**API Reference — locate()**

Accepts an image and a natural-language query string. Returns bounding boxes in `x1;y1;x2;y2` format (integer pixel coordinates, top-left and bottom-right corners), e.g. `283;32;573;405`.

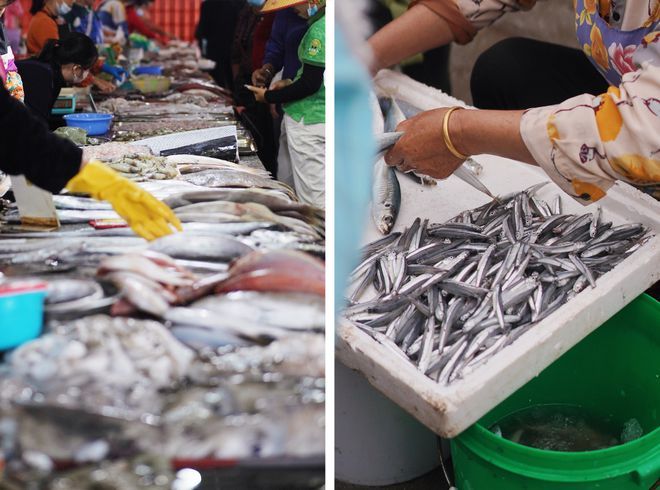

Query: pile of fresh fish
0;315;324;465
0;40;325;477
188;333;325;380
99;249;325;344
99;98;231;117
166;250;325;344
104;154;179;180
160;380;325;460
4;315;194;418
44;278;113;316
112;119;231;142
346;186;649;384
215;249;325;297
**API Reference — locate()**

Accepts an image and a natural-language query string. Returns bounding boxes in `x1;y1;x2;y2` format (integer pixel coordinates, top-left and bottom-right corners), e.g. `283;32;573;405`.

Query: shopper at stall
27;0;74;55
17;32;98;123
126;0;173;45
65;0;105;45
0;80;181;240
63;0;128;83
371;0;660;202
251;6;308;88
231;3;278;175
247;0;326;208
28;0;116;93
0;1;25;102
3;0;22;55
250;5;308;183
98;0;130;44
195;0;243;90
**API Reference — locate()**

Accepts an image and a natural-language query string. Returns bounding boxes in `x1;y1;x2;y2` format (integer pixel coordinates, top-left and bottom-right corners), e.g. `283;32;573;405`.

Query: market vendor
64;0;129;82
28;0;117;92
65;0;105;45
0;80;181;240
126;0;174;45
98;0;130;44
18;32;98;124
371;0;660;202
247;0;326;209
0;1;25;102
251;5;308;88
27;0;74;55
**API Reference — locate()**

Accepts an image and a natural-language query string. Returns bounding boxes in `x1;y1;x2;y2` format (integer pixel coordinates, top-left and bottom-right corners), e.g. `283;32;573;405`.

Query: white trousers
276;114;325;209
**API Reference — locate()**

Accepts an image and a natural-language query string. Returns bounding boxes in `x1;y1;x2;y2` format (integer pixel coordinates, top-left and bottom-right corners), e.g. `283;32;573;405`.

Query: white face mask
71;67;89;84
58;1;72;15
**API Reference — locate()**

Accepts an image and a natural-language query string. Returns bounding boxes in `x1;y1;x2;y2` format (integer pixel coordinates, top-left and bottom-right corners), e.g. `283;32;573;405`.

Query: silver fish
454;164;497;200
372;157;401;235
148;233;254;262
346;190;648;386
178;169;296;199
384;96;407;133
375;132;404;154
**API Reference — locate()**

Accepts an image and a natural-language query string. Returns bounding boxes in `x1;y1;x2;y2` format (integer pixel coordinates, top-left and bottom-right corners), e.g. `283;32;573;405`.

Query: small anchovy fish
346;190;648;386
372;157;401;235
375;99;496;201
454;164;497;201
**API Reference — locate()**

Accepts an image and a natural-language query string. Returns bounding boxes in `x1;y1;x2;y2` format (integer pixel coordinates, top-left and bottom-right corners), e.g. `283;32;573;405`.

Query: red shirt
252;13;275;70
126;6;168;44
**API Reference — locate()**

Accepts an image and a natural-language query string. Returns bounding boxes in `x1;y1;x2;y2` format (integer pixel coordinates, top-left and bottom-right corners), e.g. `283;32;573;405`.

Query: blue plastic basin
63;113;113;136
0;280;47;350
133;65;163;76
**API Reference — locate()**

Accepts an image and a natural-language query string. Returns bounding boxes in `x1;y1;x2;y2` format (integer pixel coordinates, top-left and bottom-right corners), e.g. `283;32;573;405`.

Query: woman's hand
385;108;536;178
385;108;464;179
252;64;274;87
93;76;116;94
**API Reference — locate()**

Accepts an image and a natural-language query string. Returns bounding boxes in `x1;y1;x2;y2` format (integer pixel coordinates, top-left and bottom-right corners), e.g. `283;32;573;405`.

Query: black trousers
470;37;609;110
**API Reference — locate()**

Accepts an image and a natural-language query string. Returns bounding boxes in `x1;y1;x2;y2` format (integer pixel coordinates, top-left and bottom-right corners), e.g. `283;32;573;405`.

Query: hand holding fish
385;107;537;178
384;107;464;179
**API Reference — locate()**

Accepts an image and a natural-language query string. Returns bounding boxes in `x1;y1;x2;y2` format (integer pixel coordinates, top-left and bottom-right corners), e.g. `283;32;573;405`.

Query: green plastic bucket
452;294;660;490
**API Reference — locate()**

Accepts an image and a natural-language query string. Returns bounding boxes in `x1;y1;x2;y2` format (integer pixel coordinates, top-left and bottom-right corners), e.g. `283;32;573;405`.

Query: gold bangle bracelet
442;107;469;160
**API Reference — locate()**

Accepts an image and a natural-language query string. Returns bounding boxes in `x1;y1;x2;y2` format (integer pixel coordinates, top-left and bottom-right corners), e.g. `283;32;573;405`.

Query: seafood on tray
346;185;650;385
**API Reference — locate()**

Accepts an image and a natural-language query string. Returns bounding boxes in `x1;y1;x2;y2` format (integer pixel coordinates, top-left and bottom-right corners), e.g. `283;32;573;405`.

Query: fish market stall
337;70;660;440
0;41;325;488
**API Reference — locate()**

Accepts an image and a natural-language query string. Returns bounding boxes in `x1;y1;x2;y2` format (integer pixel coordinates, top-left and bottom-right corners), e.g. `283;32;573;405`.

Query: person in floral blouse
370;0;659;203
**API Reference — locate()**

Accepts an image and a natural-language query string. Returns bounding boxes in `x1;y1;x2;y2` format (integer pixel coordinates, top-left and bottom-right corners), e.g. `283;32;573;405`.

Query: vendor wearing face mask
17;32;97;124
0;78;182;241
27;0;75;56
27;0;116;93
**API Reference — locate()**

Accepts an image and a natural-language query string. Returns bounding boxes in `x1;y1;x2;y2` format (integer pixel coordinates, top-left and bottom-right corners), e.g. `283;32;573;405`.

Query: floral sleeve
410;0;536;44
520;53;660;203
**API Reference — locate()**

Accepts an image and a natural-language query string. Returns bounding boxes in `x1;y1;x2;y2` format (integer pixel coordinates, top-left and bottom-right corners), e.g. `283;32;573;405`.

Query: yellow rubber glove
66;160;182;241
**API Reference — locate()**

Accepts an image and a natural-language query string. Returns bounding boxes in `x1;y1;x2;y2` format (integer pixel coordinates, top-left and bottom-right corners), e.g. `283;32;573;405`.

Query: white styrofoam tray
336;70;660;438
131;126;238;156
